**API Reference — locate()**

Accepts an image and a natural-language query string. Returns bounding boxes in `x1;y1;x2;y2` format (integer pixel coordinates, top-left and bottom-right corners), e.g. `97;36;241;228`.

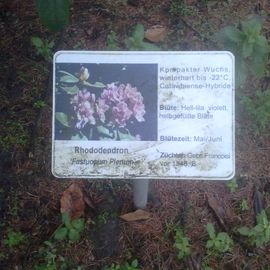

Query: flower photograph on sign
55;64;157;141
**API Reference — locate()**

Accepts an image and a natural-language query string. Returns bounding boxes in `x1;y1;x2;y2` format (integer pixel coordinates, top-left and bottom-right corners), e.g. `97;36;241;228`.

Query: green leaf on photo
117;130;136;140
97;125;113;138
61;85;80;95
99;137;114;141
58;70;78;78
60;75;79;83
71;133;88;140
36;0;70;32
90;81;106;88
82;81;106;88
56;112;70;127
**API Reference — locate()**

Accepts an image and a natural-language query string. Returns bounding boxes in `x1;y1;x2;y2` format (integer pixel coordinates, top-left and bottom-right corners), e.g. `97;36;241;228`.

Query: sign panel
52;51;235;180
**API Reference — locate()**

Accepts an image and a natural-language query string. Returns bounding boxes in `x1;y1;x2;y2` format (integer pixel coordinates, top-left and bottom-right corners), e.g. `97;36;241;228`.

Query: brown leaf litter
144;25;167;42
60;183;86;219
120;209;151;222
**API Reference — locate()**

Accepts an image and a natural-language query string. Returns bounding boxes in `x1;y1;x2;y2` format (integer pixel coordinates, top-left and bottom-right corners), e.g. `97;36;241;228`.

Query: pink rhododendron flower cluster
71;89;96;129
71;83;145;129
99;83;145;127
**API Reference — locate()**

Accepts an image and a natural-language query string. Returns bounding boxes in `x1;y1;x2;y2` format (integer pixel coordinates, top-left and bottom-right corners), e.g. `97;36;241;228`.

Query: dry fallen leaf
120;209;151;222
144;25;167;43
207;194;237;231
60;183;85;219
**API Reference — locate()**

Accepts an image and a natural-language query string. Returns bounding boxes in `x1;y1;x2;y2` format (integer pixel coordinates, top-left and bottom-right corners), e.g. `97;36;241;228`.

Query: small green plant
125;24;160;51
174;228;191;260
240;89;270;134
105;259;139;270
35;241;58;270
36;0;70;31
164;220;178;236
240;199;249;211
216;17;269;86
31;36;54;61
96;211;110;227
34;100;47;109
4;230;26;248
35;241;84;270
170;0;194;17
227;178;238;193
238;210;270;247
206;223;233;255
107;31;119;50
54;213;85;242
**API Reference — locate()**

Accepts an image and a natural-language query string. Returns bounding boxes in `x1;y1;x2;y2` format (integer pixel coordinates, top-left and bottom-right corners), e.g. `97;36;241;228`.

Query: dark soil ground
1;0;270;269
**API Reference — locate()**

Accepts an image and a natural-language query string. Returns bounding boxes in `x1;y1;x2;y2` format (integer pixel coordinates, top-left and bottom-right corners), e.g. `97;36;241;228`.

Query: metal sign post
52;51;235;208
133;179;149;209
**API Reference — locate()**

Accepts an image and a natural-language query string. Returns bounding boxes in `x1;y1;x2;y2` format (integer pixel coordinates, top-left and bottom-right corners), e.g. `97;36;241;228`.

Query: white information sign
52;51;235;180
